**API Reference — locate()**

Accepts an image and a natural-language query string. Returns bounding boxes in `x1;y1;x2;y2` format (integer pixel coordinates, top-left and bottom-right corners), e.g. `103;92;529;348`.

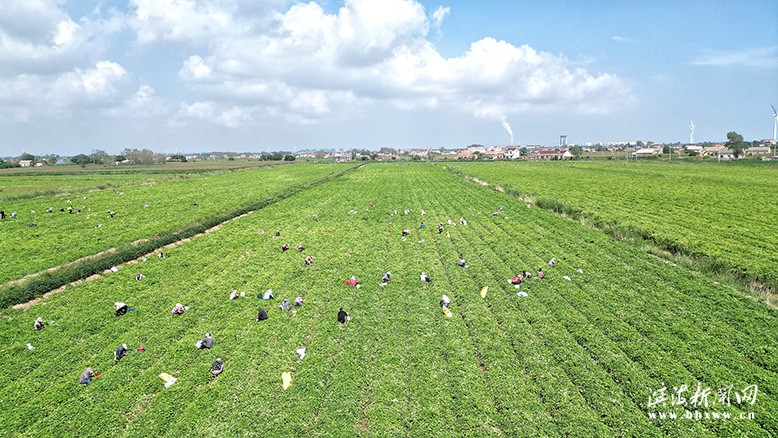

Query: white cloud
0;60;129;122
51;61;127;102
611;35;632;43
173;101;255;128
169;0;631;129
112;84;172;118
431;6;449;31
692;47;778;68
128;0;284;45
180;55;213;81
0;0;125;77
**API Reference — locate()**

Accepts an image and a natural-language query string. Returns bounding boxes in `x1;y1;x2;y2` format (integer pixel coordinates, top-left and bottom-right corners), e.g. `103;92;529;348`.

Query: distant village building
701;146;735;160
632;148;661;157
438;149;459;157
402;148;429;157
456;150;474;160
746;146;771;156
534;149;568;161
18;160;33;167
325;151;351;160
504;146;521;159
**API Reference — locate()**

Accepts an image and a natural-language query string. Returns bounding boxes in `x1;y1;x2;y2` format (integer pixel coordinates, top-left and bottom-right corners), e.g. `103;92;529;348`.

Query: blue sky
1;0;776;156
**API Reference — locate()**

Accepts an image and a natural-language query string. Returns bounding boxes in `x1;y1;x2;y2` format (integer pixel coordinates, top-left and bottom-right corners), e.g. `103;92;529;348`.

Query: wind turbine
689;121;696;144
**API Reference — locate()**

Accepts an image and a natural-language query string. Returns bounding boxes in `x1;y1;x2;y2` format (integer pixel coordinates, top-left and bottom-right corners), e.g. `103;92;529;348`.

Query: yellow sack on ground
281;372;292;390
480;286;488;298
159;373;177;388
442;307;452;318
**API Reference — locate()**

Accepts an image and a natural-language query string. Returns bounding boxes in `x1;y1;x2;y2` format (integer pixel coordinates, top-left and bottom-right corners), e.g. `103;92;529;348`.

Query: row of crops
0;164;353;283
447;160;778;291
1;163;775;436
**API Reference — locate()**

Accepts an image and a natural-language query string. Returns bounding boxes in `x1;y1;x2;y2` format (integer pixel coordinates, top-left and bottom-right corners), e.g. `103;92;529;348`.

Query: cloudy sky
1;0;776;155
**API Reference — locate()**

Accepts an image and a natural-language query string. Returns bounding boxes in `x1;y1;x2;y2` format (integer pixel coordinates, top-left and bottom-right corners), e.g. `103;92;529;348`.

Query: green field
0;161;287;201
1;163;775;436
0;164;350;284
448;161;778;292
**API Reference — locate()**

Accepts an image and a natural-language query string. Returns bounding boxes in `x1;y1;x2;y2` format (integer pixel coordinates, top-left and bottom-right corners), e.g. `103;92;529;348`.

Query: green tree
569;145;584;157
71;154;92;167
91;150;110;165
0;160;20;168
115;155;127;162
19;152;35;161
725;131;748;158
283;154;296;161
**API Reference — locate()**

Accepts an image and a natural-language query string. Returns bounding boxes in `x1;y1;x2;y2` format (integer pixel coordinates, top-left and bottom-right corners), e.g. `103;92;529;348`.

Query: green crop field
0;161;288;201
1;163;775;436
0;173;170;201
0;164;351;284
448;161;778;292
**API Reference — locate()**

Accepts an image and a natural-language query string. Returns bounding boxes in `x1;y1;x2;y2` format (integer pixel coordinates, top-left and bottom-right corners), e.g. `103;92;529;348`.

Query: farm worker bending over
281;243;290;252
297;245;305;252
197;333;213;349
115;344;128;361
293;297;304;307
79;368;94;384
34;317;45;331
337;308;350;324
547;257;556;267
230;290;238;300
402;229;410;237
420;272;431;283
438;223;444;234
171;303;185;315
523;271;533;279
280;299;291;311
263;289;274;300
115;302;128;316
458;259;468;268
0;210;5;219
381;272;391;284
211;359;224;377
256;308;269;321
420;222;425;229
440;294;451;308
305;255;313;266
537;268;545;279
509;275;522;285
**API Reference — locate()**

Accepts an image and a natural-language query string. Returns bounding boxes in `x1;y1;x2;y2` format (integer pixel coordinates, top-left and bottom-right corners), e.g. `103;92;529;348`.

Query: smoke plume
501;115;514;145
